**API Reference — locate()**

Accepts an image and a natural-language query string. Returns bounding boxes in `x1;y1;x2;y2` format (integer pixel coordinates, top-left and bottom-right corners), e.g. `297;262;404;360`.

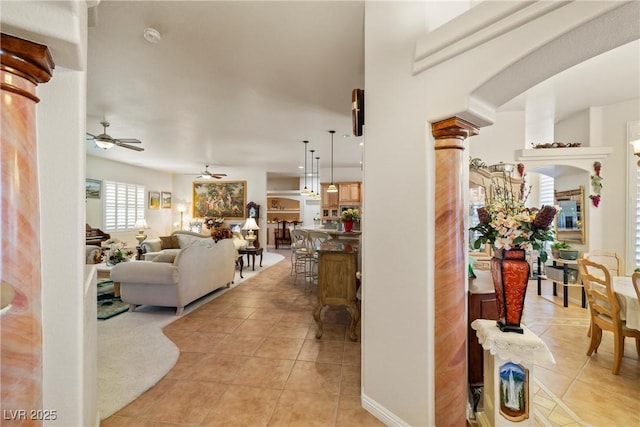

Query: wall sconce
630;139;640;166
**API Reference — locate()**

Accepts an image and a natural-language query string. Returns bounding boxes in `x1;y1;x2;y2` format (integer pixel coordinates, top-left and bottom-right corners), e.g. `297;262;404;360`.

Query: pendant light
326;130;338;193
308;149;316;197
301;140;310;195
314;155;322;200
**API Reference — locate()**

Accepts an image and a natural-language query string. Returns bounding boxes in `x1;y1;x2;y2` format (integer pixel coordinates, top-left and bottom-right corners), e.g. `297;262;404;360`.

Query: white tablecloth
613;276;640;331
471;319;555;364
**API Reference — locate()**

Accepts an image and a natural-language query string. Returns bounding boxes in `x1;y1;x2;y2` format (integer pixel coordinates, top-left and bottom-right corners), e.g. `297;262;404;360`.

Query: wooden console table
313;242;360;341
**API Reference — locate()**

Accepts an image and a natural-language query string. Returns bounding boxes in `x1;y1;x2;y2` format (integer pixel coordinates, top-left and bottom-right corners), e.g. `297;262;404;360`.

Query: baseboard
361;391;410;426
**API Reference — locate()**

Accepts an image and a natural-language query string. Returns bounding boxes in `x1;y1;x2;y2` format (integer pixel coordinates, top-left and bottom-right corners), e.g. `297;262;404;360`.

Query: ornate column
431;117;478;426
1;33;54;422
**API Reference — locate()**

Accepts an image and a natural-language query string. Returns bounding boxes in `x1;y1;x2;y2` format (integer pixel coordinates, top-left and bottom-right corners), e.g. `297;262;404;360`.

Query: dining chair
580;251;624;336
306;231;332;286
581;251;624;276
577;258;640;374
290;229;313;284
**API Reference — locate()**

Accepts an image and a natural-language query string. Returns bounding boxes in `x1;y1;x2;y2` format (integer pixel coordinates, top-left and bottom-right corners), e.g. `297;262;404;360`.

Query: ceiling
86;1;639;179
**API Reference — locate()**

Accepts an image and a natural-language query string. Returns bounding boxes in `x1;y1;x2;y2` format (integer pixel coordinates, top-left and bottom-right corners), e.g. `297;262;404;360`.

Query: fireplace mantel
515;146;613;172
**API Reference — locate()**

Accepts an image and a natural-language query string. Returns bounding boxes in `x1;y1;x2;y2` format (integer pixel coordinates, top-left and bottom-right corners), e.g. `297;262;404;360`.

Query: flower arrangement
341;208;360;221
102;238;134;265
204;217;225;229
469;174;558;262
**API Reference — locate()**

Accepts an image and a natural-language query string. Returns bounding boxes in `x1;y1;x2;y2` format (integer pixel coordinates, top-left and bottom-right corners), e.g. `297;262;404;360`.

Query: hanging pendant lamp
326;130;338;193
308;149;316;197
301;140;310;195
314;156;322;200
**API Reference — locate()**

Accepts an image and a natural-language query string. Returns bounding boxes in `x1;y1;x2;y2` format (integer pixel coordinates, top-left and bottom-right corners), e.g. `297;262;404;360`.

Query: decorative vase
491;248;530;334
343;220;354;232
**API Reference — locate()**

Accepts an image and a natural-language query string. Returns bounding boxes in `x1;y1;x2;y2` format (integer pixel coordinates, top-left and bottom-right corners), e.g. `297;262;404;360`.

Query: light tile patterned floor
101;251;639;426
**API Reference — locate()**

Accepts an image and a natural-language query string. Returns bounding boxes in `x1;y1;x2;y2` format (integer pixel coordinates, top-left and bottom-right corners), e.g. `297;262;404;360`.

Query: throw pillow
152;253;177;263
160;235;179;249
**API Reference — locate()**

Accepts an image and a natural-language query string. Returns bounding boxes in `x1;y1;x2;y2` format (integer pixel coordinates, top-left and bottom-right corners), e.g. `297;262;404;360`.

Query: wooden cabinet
338;182;361;204
321;183;340;221
314;244;360;341
468;291;499;386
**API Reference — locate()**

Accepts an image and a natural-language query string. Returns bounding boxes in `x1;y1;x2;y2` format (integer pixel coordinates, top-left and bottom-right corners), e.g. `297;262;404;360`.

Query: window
634;165;640;269
103;180;145;231
538;174;555;208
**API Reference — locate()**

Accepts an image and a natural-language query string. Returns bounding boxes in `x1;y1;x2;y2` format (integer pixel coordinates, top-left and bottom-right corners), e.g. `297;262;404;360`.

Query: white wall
363;3;433;425
86;156;174;246
172;167;268;247
469;111;526;164
2;1;97;425
555;109;590;146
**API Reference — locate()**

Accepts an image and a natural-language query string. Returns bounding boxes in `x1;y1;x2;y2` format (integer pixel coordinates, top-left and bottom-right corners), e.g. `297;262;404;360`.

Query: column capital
1;33;54;102
431;116;479;144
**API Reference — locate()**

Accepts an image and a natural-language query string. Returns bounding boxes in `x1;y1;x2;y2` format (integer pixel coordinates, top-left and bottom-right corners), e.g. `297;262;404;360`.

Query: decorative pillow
160;235;179;249
152;253;177;263
176;233;213;249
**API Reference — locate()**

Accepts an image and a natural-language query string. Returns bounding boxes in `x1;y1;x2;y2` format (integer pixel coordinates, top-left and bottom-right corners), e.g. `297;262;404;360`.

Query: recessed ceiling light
359;142;364;146
298;165;303;169
343;134;350;138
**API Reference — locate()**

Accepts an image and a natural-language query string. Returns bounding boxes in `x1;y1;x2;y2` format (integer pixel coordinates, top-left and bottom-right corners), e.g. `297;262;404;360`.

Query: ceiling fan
86;120;144;151
194;164;227;180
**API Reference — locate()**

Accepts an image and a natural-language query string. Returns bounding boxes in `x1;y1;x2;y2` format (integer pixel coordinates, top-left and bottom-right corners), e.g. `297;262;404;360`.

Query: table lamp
631;138;640;166
134;219;150;244
242;217;260;249
177;203;186;230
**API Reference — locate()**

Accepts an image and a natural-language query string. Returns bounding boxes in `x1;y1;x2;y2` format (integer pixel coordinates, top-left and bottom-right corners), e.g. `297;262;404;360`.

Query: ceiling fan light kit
86;120;144;152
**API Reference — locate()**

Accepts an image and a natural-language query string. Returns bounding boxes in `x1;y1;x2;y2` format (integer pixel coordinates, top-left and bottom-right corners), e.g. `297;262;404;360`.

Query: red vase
491;248;530;333
343;220;354;232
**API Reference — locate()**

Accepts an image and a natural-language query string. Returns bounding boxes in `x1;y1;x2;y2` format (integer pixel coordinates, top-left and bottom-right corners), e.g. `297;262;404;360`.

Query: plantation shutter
104;180;145;231
635;166;640;268
539;175;554;208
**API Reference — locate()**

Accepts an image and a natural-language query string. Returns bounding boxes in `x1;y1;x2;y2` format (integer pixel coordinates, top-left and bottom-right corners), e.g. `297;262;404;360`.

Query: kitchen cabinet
321;183;340;221
338;182;361;204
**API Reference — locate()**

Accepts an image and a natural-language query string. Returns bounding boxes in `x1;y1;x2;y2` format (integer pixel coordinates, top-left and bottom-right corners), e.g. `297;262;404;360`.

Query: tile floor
102;251;639;426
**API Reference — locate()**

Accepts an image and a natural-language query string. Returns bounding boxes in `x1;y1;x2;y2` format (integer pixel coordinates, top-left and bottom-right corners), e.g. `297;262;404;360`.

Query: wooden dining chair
581;251;624;276
577;258;640;374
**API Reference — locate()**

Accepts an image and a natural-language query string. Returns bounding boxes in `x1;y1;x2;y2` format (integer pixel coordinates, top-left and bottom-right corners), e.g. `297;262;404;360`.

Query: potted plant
550;241;569;259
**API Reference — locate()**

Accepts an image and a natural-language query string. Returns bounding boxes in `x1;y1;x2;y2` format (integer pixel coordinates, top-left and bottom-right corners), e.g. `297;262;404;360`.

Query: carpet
97;251;285;420
97;280;128;320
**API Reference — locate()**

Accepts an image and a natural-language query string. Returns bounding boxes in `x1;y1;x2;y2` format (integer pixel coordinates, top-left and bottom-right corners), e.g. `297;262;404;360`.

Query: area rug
97;280;128;320
97;251;285;420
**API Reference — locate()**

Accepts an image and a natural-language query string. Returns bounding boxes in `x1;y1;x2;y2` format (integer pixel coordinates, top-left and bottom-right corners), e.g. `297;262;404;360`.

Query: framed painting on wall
149;191;160;209
86;179;101;199
161;191;172;209
193;180;246;219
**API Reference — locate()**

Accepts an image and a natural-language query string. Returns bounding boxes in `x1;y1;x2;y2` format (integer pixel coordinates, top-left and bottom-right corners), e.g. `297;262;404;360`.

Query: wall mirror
554;186;585;244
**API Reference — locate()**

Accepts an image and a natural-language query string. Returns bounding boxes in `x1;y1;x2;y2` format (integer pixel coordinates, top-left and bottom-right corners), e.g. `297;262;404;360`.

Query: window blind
635;166;640;268
539;174;555;208
104;180;145;231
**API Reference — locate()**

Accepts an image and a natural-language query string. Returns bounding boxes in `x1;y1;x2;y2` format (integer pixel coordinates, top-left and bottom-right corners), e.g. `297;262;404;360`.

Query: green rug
97;280;128;320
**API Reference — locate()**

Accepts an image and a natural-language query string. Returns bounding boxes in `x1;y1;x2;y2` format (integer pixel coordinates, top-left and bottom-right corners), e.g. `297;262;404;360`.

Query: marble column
0;33;54;423
431;117;479;426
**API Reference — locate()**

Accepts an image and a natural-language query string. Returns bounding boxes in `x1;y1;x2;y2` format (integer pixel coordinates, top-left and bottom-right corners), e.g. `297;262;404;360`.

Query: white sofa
140;230;214;260
111;239;237;315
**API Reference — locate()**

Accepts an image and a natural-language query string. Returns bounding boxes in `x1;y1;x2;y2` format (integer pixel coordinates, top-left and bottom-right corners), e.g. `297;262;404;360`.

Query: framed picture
193;180;246;219
85;179;101;199
149;191;160;209
161;191;172;209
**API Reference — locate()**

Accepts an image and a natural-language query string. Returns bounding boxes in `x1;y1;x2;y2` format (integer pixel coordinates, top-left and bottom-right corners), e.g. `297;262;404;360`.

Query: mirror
554;186;585;244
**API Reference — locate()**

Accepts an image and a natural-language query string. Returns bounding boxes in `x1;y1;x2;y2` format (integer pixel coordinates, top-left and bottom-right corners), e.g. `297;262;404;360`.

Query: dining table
612;276;640;331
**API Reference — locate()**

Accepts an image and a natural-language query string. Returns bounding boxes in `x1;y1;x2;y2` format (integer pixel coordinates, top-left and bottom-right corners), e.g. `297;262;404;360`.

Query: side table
471;319;555;426
96;262;120;297
238;247;263;271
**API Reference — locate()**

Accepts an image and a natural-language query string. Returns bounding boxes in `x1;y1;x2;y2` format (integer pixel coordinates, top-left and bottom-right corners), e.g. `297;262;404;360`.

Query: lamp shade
630;138;640;155
135;219;149;230
242;217;260;231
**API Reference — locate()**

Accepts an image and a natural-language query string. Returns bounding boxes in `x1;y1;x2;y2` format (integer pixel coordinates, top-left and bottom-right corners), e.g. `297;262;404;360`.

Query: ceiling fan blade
115;138;142;144
86;133;96;140
210;174;227;178
115;142;144;151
